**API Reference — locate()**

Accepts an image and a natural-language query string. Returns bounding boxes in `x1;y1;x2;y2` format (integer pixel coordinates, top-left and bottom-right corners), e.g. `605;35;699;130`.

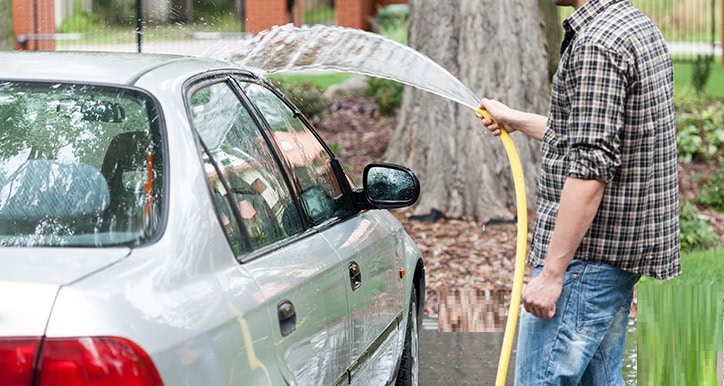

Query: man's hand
522;269;563;319
477;98;547;141
478;98;518;136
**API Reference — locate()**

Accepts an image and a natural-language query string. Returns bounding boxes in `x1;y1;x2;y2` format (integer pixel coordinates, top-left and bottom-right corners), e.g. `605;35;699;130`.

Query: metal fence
11;0;723;60
633;0;721;60
556;0;722;60
16;0;335;55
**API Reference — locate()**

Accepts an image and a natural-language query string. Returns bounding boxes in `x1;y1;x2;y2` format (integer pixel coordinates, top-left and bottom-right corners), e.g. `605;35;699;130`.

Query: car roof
0;51;252;85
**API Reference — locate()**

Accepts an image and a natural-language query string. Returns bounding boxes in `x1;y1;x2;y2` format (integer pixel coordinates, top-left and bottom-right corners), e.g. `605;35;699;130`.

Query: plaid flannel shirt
530;0;680;279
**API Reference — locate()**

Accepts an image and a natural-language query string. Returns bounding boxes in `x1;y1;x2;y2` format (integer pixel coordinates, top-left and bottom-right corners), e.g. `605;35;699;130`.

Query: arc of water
224;24;480;111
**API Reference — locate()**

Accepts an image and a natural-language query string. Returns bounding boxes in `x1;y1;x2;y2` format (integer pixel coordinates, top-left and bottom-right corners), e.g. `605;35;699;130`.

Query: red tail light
35;337;163;386
0;338;42;386
0;336;162;386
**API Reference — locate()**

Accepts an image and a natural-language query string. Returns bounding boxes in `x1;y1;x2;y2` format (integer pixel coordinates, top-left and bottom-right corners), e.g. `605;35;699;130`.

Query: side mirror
361;163;419;209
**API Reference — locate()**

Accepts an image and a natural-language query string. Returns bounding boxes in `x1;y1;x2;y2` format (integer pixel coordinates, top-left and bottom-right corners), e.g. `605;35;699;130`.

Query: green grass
268;73;353;89
674;57;724;99
639;247;724;288
677;247;724;288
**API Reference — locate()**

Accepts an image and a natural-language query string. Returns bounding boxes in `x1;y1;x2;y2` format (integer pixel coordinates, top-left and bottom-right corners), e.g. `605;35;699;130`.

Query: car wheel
396;286;419;386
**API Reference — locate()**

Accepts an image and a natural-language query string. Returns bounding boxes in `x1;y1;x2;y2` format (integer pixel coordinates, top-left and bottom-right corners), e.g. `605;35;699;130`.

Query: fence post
721;0;723;64
136;0;142;53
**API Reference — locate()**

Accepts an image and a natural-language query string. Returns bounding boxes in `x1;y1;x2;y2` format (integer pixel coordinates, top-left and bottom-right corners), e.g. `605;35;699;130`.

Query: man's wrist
541;259;568;282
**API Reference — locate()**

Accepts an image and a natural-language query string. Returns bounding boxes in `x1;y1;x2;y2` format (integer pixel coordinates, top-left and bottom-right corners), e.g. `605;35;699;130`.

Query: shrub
679;201;719;252
273;80;329;119
697;170;724;212
57;9;98;33
674;92;724;163
675;124;703;163
691;55;712;94
372;4;409;45
365;77;403;116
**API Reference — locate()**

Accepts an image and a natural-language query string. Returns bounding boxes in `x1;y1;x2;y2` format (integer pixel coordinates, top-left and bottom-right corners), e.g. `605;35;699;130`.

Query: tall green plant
692;55;712;94
637;283;723;385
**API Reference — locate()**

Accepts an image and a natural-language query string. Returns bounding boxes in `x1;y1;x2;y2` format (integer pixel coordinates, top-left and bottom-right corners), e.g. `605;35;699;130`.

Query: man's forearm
478;98;547;141
542;177;606;279
510;112;547;141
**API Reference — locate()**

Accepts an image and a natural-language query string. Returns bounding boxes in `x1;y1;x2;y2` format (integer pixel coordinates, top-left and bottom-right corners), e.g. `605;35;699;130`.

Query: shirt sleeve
565;40;629;183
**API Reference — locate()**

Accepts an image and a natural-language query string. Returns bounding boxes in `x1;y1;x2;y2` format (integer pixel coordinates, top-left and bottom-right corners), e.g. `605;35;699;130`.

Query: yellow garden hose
477;109;528;386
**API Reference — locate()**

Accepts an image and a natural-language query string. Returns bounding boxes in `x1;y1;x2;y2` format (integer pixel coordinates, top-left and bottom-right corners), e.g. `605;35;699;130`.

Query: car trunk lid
0;248;130;336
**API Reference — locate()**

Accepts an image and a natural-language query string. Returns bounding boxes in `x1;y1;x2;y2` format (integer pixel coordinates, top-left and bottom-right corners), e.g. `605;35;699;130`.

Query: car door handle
349;261;362;291
277;300;296;337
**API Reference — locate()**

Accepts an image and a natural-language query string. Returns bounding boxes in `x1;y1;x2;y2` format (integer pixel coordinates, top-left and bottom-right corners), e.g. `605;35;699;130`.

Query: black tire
396;286;419;386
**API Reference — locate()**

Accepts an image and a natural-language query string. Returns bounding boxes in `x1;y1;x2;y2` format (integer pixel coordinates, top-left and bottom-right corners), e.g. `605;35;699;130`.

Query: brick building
12;0;55;50
10;0;407;50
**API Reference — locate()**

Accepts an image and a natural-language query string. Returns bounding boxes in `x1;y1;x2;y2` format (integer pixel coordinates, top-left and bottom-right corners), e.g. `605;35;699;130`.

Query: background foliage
675;92;724;163
0;0;13;50
364;77;403;117
272;79;329;119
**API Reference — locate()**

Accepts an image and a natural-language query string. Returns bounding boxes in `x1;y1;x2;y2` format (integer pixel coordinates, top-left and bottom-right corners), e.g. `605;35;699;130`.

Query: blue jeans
514;259;640;386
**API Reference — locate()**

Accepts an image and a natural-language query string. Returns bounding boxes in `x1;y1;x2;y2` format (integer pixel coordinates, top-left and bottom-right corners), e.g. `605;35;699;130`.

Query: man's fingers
478;117;502;136
546;306;556;320
523;298;555;319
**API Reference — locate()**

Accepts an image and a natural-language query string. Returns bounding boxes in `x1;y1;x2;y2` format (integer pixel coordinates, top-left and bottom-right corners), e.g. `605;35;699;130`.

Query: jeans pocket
575;264;638;338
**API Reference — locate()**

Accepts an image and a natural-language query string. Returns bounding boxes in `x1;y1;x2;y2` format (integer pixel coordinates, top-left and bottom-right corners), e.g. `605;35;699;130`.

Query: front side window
241;82;352;225
190;81;303;253
0;81;163;247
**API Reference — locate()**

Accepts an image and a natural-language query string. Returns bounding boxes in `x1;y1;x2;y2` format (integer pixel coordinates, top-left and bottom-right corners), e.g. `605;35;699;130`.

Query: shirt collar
563;0;624;35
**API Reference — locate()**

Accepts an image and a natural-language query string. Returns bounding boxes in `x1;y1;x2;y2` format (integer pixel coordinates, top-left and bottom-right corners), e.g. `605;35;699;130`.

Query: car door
187;75;352;386
238;80;404;384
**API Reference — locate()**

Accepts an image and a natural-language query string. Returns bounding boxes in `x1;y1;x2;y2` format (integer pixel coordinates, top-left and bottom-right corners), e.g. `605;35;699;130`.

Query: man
479;0;679;384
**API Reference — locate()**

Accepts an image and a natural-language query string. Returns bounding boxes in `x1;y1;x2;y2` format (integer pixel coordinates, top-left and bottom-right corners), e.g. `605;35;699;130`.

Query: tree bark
385;0;551;222
539;0;562;81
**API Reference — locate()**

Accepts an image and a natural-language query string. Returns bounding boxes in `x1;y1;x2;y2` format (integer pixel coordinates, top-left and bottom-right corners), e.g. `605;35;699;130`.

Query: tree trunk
539;0;562;81
385;0;551;222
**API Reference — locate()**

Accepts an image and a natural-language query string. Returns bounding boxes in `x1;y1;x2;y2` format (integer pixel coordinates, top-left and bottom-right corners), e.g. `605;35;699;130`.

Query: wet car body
0;52;425;386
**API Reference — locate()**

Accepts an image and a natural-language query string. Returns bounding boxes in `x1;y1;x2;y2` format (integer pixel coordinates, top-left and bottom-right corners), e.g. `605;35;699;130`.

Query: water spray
224;24;529;386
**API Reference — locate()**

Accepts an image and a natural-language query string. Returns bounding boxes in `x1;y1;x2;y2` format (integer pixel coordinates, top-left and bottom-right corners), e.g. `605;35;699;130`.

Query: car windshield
0;81;164;247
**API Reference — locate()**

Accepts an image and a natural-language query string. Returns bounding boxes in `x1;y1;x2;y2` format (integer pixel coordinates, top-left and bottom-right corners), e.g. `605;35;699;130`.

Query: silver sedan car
0;52;425;386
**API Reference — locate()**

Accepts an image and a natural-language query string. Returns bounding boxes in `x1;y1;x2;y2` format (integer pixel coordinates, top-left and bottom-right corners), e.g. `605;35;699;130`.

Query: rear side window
240;82;353;225
0;81;164;247
190;81;304;254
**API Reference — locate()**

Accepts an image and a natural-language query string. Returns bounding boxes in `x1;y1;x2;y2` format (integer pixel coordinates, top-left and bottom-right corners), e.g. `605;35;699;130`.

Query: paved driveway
420;318;515;385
